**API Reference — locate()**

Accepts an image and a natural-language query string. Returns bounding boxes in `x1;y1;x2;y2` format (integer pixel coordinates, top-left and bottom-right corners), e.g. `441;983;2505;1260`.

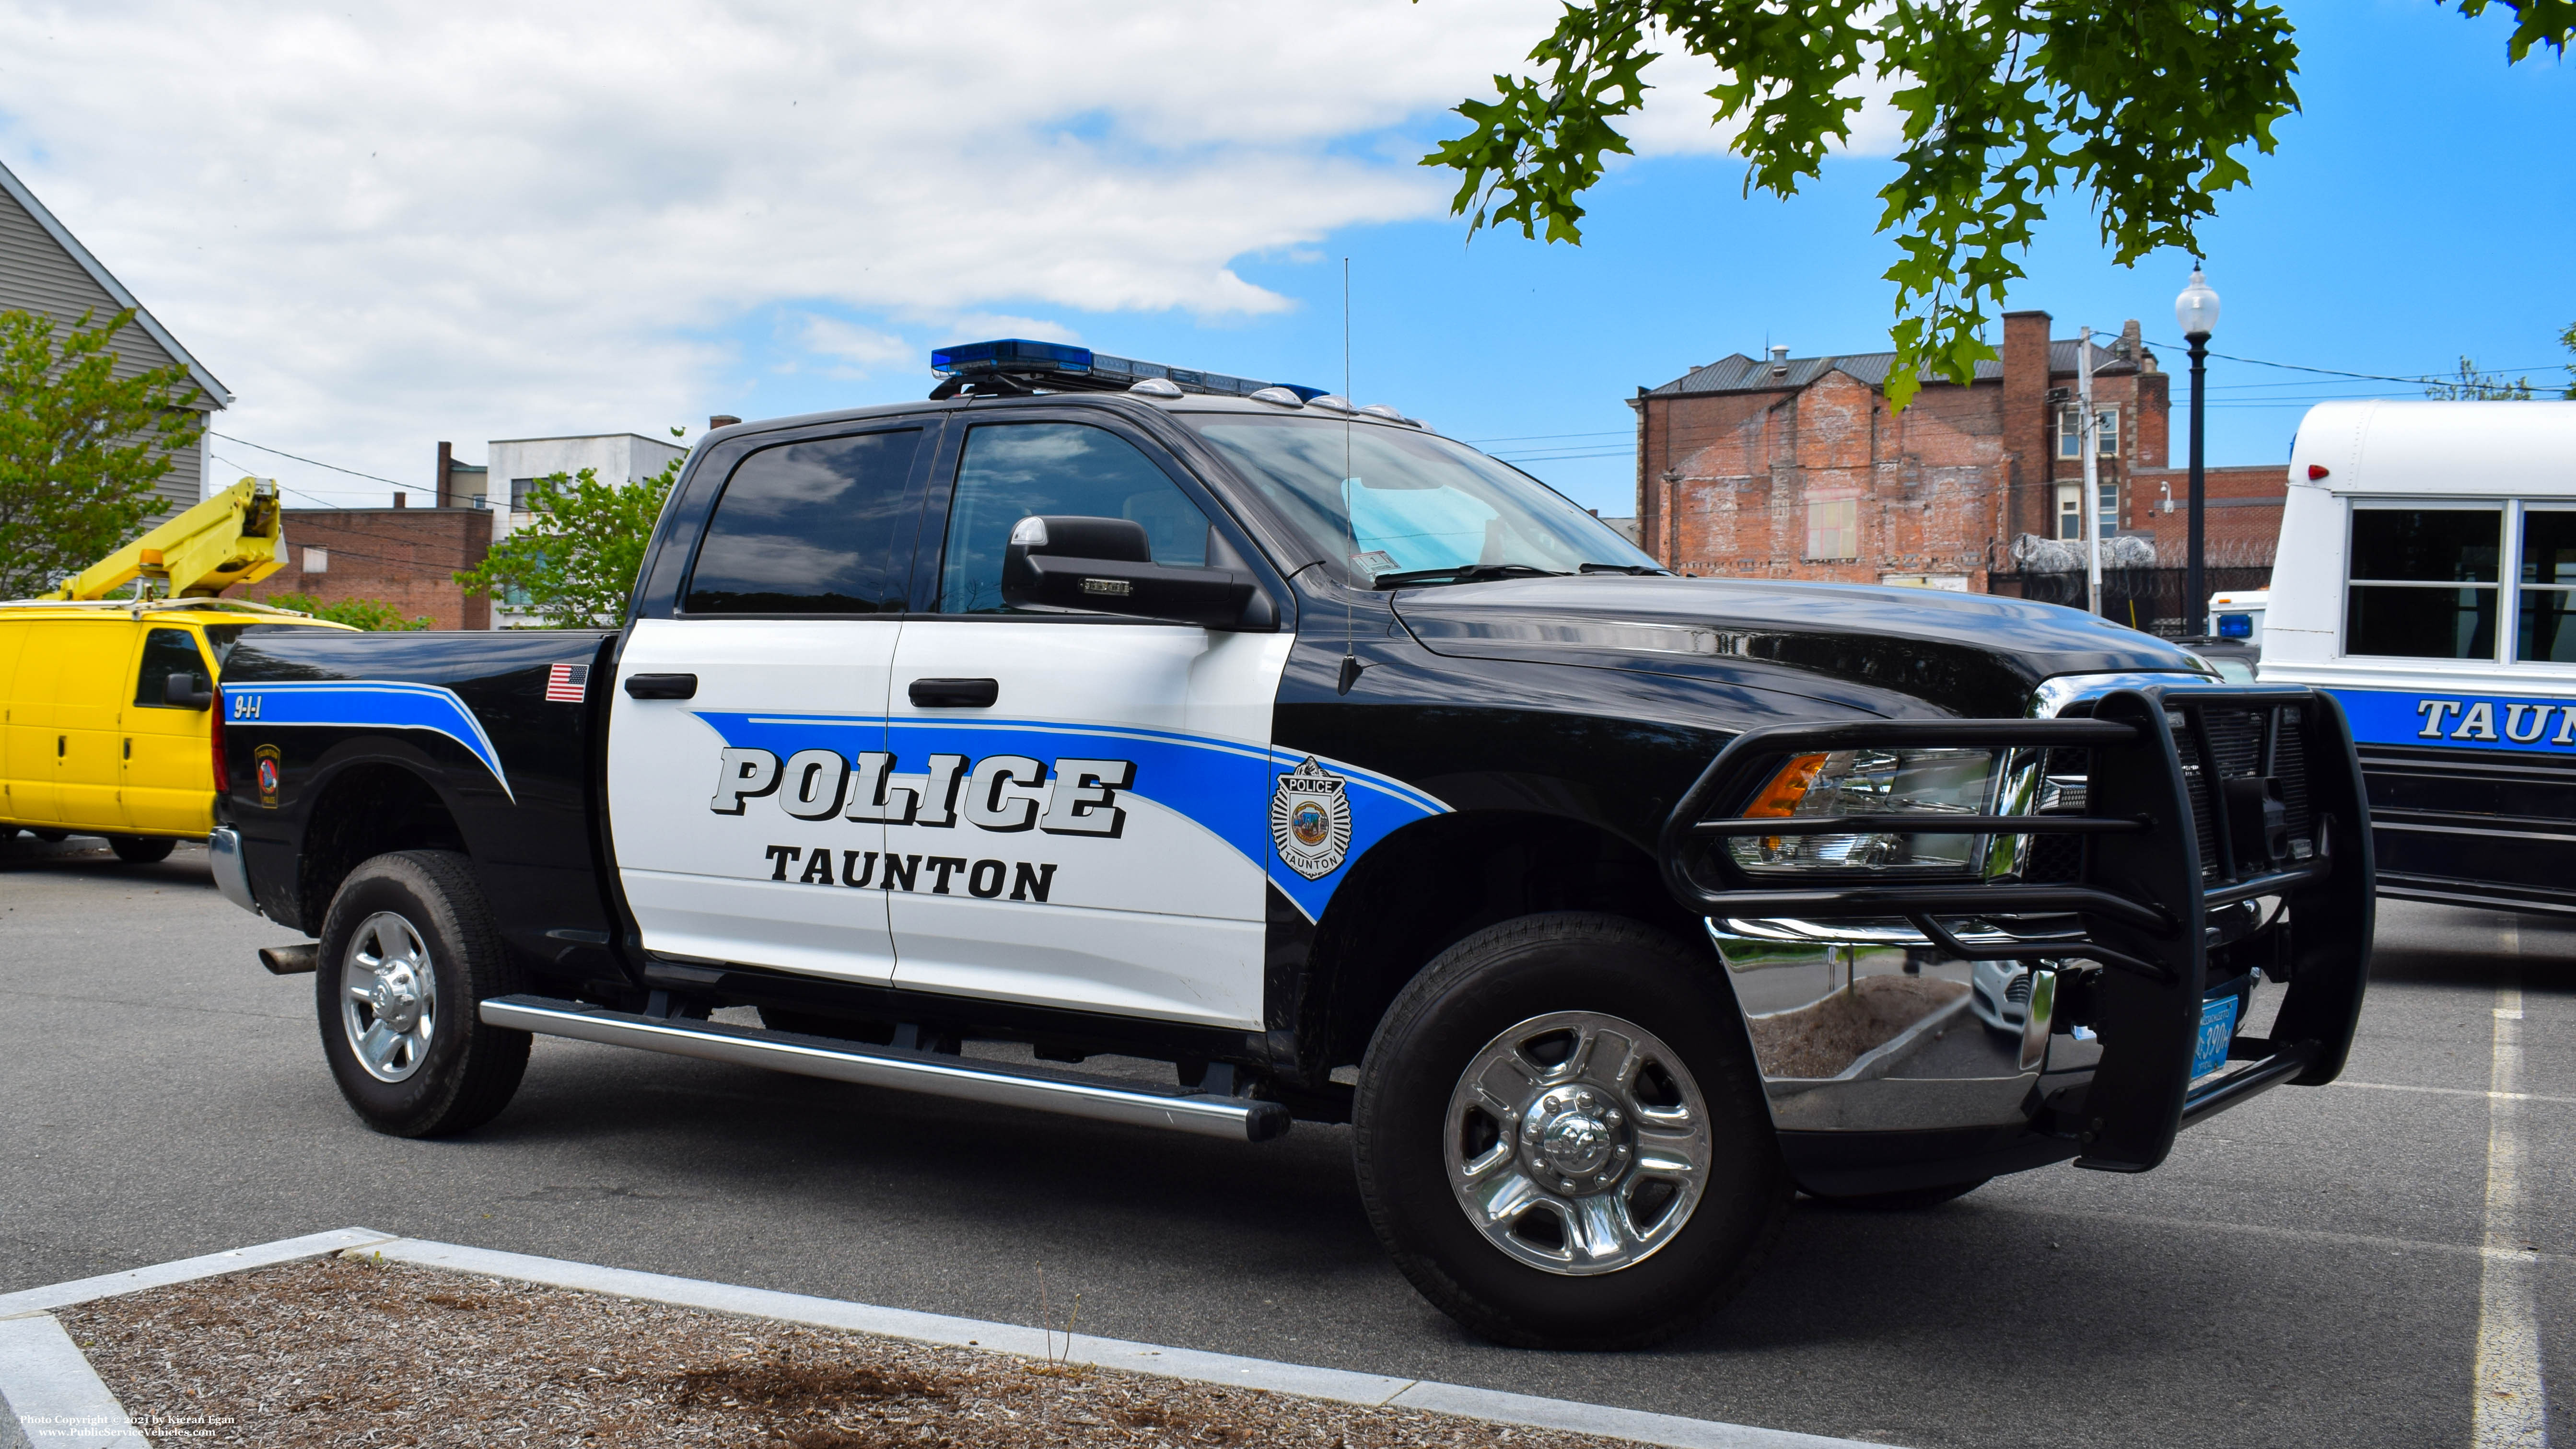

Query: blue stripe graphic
688;711;1447;917
2330;686;2576;754
220;681;513;801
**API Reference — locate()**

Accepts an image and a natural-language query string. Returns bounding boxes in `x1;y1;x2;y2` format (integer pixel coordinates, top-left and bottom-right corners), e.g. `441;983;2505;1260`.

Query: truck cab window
685;429;923;614
2344;507;2501;660
938;422;1207;615
132;627;208;707
2518;509;2576;662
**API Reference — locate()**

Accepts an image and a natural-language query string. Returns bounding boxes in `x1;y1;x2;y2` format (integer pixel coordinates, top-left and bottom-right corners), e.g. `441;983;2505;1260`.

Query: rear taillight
210;694;229;794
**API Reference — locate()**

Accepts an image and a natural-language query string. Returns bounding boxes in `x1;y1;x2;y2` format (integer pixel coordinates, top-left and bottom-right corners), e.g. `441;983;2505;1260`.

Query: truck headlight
1730;747;2007;875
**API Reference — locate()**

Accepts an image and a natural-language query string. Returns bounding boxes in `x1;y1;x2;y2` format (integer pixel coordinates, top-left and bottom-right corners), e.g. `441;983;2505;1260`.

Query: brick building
2130;463;2287;568
1630;311;2174;589
237;507;491;630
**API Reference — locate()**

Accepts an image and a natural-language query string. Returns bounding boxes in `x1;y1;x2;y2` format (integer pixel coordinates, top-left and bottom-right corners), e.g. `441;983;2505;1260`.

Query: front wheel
315;850;529;1137
108;835;176;864
1353;913;1789;1350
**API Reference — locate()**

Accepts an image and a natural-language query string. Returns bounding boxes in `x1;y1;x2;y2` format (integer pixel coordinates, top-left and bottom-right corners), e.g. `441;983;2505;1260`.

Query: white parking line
2336;1081;2576;1108
2473;918;2549;1449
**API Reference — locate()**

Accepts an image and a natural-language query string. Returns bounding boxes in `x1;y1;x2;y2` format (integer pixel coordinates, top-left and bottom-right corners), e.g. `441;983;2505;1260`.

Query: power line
2140;338;2574;388
211;454;361;510
1466;429;1634;444
212;432;413;489
1497;449;1637;464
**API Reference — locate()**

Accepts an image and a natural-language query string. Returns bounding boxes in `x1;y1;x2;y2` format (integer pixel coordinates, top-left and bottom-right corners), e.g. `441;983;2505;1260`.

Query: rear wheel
1353;912;1788;1350
107;835;176;864
316;850;529;1137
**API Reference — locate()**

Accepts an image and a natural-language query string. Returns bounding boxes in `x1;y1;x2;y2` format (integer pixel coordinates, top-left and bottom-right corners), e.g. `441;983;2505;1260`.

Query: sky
0;0;2567;518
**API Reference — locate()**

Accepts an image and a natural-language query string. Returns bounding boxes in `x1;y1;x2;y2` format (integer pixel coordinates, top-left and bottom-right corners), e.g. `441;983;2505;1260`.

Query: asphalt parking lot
2;833;2566;1449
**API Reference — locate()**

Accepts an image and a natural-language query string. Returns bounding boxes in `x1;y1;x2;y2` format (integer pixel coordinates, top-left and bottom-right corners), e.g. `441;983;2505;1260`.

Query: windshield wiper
1577;563;1670;576
1369;563;1569;590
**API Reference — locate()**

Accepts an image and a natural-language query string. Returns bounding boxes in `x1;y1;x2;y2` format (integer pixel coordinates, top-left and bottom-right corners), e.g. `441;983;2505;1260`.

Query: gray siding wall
0;184;218;517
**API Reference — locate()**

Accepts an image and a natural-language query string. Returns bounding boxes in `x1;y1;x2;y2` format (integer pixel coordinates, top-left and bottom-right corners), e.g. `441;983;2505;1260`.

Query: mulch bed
56;1255;1644;1448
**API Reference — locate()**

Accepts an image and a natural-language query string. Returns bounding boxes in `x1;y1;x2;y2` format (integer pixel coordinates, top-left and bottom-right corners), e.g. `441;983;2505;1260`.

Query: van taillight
210;697;228;793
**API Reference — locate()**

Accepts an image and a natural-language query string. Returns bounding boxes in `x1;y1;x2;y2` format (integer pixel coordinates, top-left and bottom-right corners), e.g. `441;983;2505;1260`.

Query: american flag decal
545;662;590;703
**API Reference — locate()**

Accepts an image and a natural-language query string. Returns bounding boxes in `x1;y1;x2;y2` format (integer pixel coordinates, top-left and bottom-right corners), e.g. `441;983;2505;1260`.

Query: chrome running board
478;995;1290;1143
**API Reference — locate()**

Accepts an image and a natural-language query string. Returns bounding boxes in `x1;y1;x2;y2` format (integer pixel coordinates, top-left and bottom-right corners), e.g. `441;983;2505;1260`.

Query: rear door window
685;429;925;614
2345;507;2501;660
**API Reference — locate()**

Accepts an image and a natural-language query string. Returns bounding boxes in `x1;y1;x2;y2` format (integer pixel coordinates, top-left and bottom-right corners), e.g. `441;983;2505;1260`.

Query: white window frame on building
2058;406;2121;461
1805;498;1859;560
2055;484;2084;540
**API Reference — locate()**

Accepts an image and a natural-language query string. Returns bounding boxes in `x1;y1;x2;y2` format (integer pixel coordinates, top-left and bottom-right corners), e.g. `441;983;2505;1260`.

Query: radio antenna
1336;257;1364;696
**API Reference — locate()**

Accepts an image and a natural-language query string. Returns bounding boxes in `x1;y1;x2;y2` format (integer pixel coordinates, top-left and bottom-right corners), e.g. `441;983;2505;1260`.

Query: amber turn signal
1744;753;1828;819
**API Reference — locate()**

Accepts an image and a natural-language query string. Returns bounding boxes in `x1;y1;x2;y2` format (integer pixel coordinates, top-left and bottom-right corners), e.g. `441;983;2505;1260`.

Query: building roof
0;153;232;408
487;432;689;448
1648;336;2149;398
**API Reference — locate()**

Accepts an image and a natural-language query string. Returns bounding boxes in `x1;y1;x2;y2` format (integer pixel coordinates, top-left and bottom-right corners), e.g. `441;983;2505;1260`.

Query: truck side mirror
1001;516;1273;631
163;672;214;710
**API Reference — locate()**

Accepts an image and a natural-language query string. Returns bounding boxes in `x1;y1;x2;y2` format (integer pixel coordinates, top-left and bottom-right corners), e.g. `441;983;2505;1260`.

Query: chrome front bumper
207;827;262;917
1709;916;2106;1136
1659;684;2373;1179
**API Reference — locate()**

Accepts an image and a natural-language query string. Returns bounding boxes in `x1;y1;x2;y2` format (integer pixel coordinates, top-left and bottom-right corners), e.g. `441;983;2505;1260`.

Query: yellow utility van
0;601;351;861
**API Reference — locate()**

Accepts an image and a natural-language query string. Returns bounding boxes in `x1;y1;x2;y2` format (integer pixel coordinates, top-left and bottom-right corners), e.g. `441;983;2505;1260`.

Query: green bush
267;591;433;631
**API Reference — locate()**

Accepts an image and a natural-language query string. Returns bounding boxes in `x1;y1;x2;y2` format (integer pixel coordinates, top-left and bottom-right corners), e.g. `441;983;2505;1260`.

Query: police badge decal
1270;756;1353;880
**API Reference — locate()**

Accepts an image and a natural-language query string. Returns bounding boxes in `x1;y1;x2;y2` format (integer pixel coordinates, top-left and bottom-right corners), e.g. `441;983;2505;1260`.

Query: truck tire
315;850;529;1138
1352;912;1788;1350
107;835;176;864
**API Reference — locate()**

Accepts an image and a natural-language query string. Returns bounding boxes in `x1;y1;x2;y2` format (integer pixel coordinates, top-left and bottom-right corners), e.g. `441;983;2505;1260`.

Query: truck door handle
909;678;998;708
623;673;698;700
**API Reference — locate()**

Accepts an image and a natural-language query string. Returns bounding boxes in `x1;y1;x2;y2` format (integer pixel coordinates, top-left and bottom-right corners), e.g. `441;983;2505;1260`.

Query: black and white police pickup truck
209;340;2375;1349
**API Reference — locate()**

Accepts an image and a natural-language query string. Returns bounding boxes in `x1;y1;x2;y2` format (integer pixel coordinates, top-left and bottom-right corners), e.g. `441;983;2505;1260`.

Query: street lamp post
2174;267;2221;633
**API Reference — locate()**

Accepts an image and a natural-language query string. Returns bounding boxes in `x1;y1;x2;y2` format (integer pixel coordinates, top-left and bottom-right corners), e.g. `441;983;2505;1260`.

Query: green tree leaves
0;308;203;599
1428;2;2569;409
454;441;683;628
266;591;433;630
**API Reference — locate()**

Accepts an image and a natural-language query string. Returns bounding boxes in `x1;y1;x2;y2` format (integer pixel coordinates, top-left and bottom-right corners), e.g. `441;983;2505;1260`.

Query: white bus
2261;399;2576;916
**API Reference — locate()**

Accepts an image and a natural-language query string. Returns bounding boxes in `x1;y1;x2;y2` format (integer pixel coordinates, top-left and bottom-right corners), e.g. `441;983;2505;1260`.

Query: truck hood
1391;575;2211;719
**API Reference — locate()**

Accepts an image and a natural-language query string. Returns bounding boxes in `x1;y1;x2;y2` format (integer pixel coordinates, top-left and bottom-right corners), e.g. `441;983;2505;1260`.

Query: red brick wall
1649;371;2015;584
1636;311;2177;584
236;508;491;630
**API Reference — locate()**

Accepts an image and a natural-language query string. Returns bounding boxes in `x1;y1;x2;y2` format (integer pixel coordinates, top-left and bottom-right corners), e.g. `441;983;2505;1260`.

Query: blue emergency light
930;338;1324;402
2216;614;2253;639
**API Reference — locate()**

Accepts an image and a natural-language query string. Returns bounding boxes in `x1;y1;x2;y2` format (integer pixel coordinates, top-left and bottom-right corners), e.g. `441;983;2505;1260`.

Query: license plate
2192;994;2241;1078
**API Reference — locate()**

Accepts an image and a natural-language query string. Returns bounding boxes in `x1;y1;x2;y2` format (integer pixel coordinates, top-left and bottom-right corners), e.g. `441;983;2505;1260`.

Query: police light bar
930;338;1324;402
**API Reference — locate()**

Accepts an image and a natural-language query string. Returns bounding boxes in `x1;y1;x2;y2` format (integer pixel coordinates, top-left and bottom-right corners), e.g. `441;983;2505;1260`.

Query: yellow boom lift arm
44;477;286;601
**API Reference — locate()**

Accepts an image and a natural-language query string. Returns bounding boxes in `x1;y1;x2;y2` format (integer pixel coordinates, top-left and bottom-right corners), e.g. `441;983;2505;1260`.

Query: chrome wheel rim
1445;1011;1712;1276
340;911;437;1084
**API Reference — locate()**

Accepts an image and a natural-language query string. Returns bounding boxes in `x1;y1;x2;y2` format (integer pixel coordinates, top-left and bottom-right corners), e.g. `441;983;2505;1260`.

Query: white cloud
1622;43;1905;162
797;316;913;374
0;0;1885;500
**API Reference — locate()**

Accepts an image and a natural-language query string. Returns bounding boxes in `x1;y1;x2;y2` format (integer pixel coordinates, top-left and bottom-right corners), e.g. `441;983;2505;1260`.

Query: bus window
2345;508;2500;660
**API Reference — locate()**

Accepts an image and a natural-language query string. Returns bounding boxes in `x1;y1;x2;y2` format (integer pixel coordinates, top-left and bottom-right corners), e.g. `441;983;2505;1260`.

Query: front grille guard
1655;685;2373;1174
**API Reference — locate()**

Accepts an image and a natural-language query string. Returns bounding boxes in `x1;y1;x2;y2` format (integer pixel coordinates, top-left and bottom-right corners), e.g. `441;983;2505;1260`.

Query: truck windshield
1184;415;1661;586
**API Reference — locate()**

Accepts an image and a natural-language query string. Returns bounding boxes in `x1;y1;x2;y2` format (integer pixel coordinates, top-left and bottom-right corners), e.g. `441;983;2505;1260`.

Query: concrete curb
0;1315;144;1449
361;1237;1885;1449
2;1229;1893;1449
0;1229;396;1320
